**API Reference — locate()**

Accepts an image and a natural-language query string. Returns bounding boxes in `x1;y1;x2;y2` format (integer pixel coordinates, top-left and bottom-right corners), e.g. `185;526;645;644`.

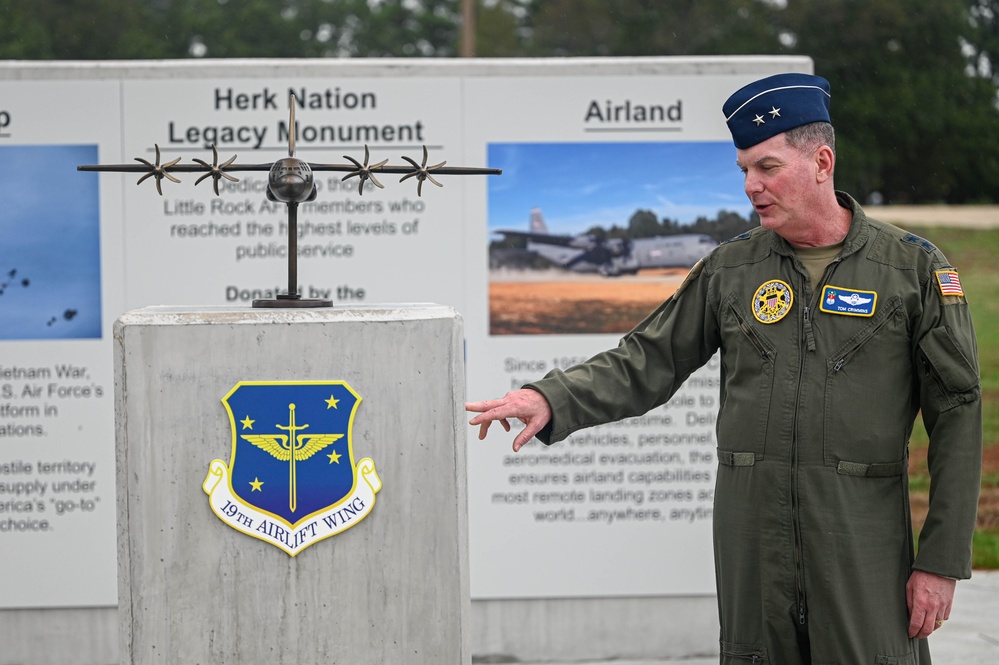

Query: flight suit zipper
791;306;808;627
731;304;772;360
788;257;840;630
788;252;839;628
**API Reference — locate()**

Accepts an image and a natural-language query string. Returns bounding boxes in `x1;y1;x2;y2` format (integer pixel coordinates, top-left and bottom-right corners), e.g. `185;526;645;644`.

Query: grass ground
905;226;999;569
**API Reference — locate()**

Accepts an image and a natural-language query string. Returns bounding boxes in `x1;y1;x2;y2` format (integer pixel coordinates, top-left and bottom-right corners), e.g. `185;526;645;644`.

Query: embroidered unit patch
819;285;877;317
752;279;793;324
935;270;964;297
204;380;380;556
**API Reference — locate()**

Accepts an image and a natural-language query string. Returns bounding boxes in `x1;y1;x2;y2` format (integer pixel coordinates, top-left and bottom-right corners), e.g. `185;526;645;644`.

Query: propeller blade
288;95;296;157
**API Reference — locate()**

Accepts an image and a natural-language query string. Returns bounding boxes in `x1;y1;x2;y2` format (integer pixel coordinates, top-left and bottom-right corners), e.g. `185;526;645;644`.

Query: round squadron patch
752;279;793;324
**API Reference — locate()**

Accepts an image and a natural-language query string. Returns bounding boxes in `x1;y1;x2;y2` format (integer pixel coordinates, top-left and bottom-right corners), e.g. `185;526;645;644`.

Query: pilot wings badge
203;380;380;556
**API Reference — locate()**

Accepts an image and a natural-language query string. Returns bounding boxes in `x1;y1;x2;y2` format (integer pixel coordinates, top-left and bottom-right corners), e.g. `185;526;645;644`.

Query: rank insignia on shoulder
935;269;964;297
721;231;752;245
752;279;793;324
901;233;937;253
203;380;380;557
819;285;877;317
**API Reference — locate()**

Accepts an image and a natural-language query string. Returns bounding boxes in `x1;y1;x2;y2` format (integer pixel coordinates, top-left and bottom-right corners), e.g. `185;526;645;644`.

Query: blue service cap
723;73;831;149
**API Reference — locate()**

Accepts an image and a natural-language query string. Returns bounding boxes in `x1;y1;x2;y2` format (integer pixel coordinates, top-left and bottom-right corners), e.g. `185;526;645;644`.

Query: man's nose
744;172;763;196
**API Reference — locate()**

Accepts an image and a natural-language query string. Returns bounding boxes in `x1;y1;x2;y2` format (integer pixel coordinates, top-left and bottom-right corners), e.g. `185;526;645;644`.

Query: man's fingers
466;390;552;449
474;417;513;439
466;402;516;425
512;420;545;452
907;608;929;639
906;570;956;638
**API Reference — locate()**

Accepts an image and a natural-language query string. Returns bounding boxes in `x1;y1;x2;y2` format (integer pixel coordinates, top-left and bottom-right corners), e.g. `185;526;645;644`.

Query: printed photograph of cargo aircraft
494;208;717;276
486;141;753;335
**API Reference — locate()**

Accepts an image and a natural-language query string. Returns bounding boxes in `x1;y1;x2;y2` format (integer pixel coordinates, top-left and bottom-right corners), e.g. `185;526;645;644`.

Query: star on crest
250;477;264;492
327;450;342;464
769;106;781;118
241;415;255;430
326;395;340;409
753;114;766;126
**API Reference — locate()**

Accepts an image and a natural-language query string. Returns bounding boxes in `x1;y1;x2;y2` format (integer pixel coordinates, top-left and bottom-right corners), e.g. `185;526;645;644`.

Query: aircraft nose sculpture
267;158;316;203
78;93;501;307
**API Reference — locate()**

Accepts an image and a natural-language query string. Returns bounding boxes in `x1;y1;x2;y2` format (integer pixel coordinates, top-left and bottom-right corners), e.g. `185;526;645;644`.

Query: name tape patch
819;285;877;317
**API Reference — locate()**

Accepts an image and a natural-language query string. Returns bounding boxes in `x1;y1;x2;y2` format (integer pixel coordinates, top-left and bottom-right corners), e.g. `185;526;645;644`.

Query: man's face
736;133;819;238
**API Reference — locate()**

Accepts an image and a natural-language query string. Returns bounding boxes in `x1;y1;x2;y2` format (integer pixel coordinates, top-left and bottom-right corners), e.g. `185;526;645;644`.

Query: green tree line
3;0;998;203
492;207;759;257
586;209;759;244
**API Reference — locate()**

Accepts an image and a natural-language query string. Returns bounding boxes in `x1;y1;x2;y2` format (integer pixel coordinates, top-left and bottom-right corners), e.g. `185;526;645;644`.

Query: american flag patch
935;270;964;297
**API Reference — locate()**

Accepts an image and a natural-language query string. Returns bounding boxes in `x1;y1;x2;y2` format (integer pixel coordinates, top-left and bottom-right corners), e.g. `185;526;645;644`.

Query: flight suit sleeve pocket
918;326;980;409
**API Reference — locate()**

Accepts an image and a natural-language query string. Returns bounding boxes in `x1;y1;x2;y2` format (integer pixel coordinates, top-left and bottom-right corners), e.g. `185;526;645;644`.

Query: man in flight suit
466;73;982;664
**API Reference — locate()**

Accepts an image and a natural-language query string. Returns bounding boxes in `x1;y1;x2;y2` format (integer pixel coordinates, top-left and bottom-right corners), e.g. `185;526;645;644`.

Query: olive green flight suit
528;193;982;664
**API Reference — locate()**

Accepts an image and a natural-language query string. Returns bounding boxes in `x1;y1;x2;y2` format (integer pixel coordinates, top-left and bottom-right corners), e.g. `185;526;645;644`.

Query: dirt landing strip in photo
490;268;690;335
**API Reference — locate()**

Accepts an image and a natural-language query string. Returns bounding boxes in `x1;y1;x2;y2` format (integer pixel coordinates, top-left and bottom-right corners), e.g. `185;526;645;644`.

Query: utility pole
460;0;475;57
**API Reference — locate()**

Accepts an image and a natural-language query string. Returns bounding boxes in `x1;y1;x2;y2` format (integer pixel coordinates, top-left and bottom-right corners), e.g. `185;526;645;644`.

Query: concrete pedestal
113;305;469;665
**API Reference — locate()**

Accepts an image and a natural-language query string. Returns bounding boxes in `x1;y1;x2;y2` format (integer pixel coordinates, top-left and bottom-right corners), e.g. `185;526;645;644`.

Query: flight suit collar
767;190;870;259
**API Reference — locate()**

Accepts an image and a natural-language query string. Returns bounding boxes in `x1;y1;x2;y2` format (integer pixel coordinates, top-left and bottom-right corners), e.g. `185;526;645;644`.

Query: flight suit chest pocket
823;296;911;467
717;295;777;463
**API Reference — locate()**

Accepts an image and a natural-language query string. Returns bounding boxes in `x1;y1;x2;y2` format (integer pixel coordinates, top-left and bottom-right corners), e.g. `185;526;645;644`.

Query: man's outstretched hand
466;389;553;452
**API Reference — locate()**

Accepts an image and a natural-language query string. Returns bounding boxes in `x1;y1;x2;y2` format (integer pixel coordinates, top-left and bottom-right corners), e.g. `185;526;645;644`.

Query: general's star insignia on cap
722;73;832;149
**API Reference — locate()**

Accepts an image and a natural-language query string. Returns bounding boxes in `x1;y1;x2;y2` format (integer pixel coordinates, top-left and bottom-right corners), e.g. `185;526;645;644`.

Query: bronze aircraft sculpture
79;94;501;307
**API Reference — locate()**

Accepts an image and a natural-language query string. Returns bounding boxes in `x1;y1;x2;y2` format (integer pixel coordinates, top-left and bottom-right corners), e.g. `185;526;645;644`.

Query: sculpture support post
286;202;298;299
253;202;333;308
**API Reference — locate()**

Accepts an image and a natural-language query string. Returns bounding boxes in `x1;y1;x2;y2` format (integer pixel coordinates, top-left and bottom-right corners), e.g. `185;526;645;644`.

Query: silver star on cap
753;114;766;126
769;106;781;118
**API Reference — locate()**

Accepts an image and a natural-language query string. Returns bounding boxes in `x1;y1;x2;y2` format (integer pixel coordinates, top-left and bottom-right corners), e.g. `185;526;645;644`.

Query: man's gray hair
784;121;836;155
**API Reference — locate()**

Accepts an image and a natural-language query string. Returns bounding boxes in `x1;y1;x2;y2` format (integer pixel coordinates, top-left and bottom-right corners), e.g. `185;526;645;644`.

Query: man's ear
815;145;835;183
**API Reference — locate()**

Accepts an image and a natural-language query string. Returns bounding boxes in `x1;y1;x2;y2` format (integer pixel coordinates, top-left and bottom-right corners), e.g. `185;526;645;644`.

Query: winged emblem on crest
241;403;343;513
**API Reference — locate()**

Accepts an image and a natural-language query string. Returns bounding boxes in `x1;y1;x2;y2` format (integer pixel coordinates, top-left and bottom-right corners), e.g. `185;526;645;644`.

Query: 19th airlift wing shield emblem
203;381;380;556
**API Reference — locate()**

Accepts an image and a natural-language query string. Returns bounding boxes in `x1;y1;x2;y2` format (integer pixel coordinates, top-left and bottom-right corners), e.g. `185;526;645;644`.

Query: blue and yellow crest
203;380;380;556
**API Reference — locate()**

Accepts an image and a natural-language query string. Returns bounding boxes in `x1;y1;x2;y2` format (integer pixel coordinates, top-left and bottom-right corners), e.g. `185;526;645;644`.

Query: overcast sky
487;141;750;236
